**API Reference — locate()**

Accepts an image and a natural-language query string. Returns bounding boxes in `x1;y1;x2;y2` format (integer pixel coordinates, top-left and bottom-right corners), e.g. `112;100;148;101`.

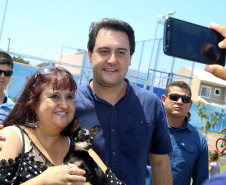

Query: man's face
0;64;13;91
88;28;132;87
162;86;192;119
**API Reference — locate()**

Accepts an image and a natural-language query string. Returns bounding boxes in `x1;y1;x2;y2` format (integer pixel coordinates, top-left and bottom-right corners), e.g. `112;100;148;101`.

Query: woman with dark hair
0;66;125;185
0;66;86;184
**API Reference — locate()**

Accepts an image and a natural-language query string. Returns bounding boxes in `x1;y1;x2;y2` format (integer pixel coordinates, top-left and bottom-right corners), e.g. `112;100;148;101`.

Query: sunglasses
0;70;13;77
36;66;71;78
167;94;191;103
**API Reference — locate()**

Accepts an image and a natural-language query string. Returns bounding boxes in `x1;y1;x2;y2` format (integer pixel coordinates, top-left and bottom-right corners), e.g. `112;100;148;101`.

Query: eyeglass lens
38;66;71;75
0;70;13;77
169;94;191;103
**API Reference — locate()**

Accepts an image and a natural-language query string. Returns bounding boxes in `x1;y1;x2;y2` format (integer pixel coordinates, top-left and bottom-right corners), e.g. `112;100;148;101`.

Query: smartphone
163;17;226;66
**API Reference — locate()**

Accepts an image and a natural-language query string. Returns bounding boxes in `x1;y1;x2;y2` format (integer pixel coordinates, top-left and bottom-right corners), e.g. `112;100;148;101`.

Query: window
214;88;221;96
200;86;211;98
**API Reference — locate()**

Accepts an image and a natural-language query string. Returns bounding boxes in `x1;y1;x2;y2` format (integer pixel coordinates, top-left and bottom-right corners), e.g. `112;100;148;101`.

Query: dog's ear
74;117;80;130
90;125;100;137
72;117;81;137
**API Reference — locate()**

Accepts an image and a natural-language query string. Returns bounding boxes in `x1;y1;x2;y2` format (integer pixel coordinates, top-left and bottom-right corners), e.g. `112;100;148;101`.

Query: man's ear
161;94;166;106
129;56;132;66
189;100;193;110
88;50;92;63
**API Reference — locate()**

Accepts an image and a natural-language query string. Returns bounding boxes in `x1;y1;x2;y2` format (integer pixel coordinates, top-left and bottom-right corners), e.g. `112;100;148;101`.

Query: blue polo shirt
75;79;172;185
202;171;226;185
168;120;209;185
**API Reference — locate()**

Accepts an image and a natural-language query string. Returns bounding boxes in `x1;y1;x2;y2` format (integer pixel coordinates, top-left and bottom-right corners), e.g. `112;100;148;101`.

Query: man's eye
119;51;125;55
99;50;108;54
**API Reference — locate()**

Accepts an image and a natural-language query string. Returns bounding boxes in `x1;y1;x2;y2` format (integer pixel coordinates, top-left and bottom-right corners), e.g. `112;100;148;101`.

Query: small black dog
63;125;111;185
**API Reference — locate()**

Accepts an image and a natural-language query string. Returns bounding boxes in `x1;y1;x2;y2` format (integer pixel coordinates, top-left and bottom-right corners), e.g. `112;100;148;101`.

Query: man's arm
149;153;172;185
218;127;226;133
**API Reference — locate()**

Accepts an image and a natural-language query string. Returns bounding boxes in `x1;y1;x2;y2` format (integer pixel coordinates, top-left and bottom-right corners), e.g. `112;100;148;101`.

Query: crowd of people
0;18;225;185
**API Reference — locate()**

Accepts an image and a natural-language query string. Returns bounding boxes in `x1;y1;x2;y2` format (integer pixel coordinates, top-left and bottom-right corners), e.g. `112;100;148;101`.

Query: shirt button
112;129;115;132
112;152;116;155
113;107;115;109
139;121;143;124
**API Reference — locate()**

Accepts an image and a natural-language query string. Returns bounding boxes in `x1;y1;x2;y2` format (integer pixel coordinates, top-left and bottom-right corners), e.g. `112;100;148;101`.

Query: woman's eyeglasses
26;66;72;101
0;70;13;77
167;94;191;103
34;66;72;83
36;66;71;78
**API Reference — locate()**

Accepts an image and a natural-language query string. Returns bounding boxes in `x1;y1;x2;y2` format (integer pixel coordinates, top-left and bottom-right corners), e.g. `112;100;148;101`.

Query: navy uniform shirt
168;119;209;185
75;79;172;185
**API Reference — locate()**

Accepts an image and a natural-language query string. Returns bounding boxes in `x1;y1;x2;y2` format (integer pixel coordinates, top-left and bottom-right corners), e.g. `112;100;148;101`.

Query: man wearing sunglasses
0;51;14;125
161;81;208;185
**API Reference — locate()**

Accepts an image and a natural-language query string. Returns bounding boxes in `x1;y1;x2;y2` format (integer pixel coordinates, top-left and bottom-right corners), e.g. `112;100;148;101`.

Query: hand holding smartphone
163;17;226;66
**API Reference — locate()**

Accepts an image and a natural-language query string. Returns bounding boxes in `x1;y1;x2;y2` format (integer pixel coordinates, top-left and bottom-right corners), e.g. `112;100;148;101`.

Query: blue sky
0;0;226;72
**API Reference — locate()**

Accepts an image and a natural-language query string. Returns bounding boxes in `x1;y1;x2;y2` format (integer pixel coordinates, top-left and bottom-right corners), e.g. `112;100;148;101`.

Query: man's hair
0;51;14;68
165;81;192;97
87;18;135;56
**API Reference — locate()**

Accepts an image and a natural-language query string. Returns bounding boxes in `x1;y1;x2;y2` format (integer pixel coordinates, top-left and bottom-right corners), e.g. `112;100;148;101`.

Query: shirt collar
168;116;192;131
86;78;131;104
87;78;130;94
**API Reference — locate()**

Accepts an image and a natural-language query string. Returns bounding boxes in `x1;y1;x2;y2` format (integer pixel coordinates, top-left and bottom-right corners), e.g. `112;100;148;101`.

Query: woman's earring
25;120;39;128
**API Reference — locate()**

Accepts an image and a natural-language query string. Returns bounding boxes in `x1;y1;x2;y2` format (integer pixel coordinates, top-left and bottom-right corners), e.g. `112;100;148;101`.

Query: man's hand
0;125;5;151
204;23;226;80
204;64;226;80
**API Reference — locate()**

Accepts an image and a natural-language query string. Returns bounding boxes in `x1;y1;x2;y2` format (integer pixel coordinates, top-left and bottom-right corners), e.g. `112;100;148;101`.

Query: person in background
159;81;209;185
177;23;226;185
186;111;191;121
0;51;15;124
218;127;226;156
75;18;173;185
209;150;220;178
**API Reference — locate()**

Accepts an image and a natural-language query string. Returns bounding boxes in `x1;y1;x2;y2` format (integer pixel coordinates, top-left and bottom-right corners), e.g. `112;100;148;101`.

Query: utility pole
0;0;9;46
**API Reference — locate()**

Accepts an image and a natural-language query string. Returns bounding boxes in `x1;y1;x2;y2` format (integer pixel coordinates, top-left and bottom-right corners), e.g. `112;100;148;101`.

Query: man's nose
107;53;117;64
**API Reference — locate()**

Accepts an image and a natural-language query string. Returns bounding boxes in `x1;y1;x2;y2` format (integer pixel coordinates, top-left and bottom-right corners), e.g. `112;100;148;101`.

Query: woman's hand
22;163;87;185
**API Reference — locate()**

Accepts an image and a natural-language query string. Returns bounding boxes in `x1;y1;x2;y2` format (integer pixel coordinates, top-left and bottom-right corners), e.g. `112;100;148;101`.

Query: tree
13;56;29;64
197;100;223;137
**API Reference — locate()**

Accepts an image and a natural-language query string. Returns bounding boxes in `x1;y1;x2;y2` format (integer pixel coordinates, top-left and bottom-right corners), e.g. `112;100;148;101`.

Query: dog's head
74;125;100;151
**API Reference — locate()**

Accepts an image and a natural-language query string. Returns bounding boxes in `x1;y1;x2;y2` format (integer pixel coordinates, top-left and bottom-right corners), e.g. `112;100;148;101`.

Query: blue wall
7;63;79;99
189;102;226;133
